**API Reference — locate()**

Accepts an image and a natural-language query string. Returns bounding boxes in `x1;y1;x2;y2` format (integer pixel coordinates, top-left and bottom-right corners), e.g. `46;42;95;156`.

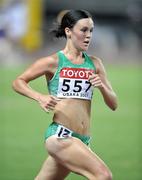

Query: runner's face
70;18;94;51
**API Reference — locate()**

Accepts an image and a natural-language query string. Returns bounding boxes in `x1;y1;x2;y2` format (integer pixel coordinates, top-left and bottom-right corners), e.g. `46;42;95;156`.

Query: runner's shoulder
89;55;103;73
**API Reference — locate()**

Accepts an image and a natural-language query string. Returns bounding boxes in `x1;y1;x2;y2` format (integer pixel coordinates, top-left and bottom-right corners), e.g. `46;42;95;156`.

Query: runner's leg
46;135;112;180
35;155;70;180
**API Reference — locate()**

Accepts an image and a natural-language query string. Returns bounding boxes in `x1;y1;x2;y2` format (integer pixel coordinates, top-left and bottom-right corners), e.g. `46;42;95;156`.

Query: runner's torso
46;51;96;135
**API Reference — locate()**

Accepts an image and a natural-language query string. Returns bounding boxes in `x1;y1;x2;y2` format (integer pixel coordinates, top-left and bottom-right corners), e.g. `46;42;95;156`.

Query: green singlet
48;51;96;100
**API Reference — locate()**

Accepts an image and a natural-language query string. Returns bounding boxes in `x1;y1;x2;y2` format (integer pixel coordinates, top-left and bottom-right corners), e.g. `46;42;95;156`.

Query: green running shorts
45;122;91;146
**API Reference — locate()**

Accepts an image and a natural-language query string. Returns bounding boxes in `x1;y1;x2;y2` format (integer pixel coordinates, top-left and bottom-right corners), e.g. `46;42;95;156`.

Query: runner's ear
65;27;71;38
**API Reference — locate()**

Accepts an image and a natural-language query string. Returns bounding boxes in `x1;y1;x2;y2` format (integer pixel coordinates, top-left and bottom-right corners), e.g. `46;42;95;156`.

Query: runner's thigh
46;136;111;179
35;155;70;180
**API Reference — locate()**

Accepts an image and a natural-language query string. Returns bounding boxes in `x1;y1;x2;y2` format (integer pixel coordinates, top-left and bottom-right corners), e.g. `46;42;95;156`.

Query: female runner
13;10;117;180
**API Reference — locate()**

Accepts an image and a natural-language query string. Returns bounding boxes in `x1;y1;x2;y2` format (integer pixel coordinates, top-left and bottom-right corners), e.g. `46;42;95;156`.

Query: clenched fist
88;72;103;89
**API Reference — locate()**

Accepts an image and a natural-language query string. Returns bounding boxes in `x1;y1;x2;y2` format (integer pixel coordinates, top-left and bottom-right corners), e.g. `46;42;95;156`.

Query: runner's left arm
89;57;118;110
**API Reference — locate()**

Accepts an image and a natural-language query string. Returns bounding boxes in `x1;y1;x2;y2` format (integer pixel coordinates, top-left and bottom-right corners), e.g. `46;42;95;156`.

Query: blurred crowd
0;0;142;66
0;0;28;65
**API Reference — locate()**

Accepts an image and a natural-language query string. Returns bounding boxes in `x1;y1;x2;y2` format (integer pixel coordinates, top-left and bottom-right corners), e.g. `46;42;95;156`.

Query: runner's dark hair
50;10;93;38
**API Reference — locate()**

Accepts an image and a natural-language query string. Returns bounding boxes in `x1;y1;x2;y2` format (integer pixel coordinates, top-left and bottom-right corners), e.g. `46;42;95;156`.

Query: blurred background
0;0;141;180
0;0;142;65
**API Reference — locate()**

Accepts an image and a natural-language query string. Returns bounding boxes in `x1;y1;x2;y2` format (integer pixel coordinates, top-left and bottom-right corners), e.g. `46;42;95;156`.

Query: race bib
56;125;72;138
57;67;94;100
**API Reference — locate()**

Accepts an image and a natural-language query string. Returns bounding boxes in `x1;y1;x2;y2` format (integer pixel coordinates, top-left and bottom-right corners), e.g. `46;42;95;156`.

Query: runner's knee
34;174;49;180
34;175;40;180
95;167;112;180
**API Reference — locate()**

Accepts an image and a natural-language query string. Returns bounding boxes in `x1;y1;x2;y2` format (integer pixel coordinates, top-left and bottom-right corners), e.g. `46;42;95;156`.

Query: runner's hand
38;95;60;112
88;72;103;89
